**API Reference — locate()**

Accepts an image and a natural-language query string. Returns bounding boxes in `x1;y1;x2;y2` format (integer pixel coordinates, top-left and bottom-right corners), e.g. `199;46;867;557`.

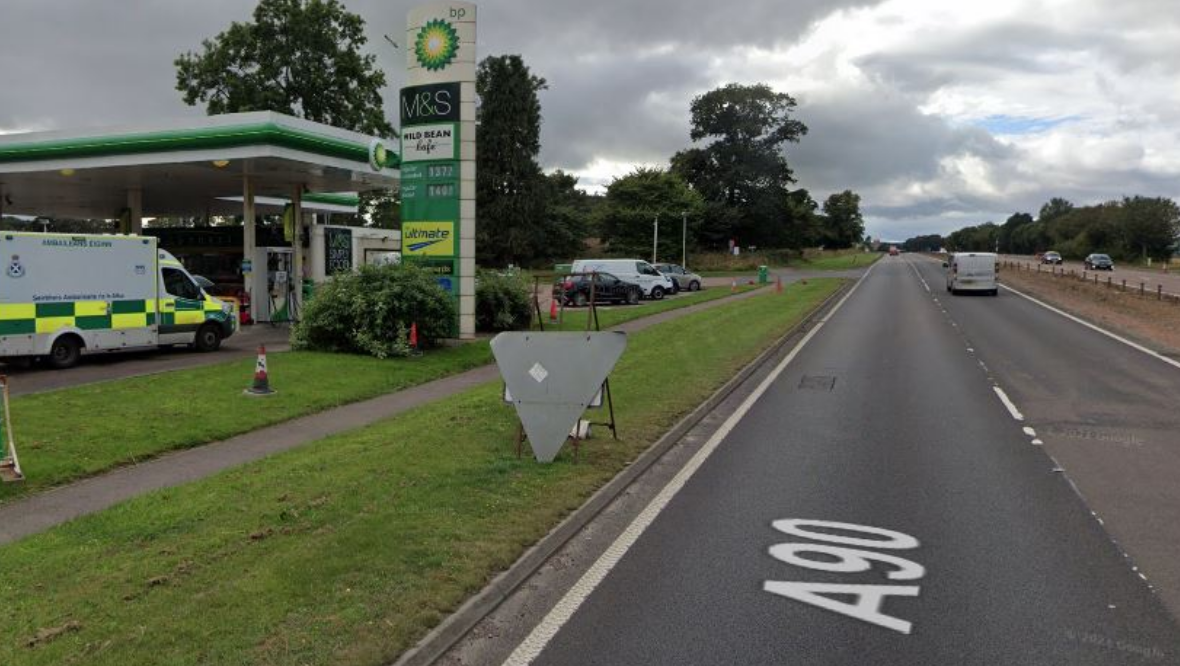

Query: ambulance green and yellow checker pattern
0;298;223;336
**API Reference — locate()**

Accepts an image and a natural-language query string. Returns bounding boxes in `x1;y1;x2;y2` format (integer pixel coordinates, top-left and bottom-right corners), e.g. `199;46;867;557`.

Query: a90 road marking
763;519;924;634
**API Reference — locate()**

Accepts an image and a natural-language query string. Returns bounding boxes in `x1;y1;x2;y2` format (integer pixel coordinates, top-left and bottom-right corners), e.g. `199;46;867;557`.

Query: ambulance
0;232;235;369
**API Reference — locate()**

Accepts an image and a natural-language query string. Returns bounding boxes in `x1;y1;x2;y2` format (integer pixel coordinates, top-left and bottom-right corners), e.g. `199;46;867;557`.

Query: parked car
1084;253;1114;270
653;263;703;293
570;259;675;300
1040;251;1063;265
553;272;642;306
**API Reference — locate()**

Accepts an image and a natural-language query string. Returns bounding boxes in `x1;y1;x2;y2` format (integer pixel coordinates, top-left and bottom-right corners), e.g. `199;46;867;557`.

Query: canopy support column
291;186;303;321
126;189;143;234
243;175;257;323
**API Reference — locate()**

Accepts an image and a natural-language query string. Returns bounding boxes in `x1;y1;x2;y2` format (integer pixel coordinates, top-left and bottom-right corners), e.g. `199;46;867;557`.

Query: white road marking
1031;439;1043;446
993;386;1024;421
1022;427;1037;437
1001;284;1180;372
501;263;879;666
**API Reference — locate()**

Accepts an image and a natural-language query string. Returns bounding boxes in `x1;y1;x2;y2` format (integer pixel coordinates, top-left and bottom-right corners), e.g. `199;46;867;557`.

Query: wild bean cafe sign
401;124;458;162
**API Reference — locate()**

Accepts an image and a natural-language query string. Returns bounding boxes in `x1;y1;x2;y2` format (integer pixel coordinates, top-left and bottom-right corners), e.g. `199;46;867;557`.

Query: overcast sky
2;0;1178;240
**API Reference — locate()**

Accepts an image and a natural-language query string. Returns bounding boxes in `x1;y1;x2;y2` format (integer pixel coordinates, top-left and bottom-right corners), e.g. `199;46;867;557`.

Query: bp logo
6;255;24;279
368;138;390;171
414;18;459;71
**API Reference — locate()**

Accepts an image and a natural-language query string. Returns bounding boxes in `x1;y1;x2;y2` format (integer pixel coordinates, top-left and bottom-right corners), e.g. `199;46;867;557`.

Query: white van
570;259;675;300
944;252;998;296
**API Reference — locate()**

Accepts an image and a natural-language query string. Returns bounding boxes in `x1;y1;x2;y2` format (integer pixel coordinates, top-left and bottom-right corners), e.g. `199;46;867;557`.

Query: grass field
0;345;493;503
540;283;760;331
0;286;764;504
0;279;843;666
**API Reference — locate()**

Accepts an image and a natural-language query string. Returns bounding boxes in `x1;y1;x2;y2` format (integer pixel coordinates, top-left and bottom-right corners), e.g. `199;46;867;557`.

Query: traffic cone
549;298;559;322
776;275;783;293
244;345;275;396
731;279;737;294
409;322;421;355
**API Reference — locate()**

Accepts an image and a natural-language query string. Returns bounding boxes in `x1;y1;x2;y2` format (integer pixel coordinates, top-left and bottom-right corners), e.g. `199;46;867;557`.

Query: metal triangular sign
491;331;627;462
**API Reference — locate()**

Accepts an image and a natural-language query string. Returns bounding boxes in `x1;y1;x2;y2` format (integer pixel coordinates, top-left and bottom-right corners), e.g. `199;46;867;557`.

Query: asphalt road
1001;254;1180;296
0;324;292;396
496;256;1180;665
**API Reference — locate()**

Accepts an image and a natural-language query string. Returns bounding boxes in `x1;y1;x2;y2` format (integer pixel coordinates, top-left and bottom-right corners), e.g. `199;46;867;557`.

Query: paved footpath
0;279;852;546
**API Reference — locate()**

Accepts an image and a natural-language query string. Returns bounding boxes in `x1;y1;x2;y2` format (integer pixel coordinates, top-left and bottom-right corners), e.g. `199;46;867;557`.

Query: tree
1118;196;1180;261
671;83;808;249
542;170;591;260
820;191;865;249
1038;197;1074;224
596;168;705;258
175;0;392;136
475;54;553;266
997;212;1033;253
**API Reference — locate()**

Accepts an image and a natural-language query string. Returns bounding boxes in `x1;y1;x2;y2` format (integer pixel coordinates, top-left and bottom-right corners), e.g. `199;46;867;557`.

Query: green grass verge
0;344;493;504
797;252;880;270
540;283;760;331
0;279;843;666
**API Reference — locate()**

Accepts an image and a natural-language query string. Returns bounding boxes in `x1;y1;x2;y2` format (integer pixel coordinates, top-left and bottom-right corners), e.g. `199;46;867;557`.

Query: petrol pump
249;247;295;322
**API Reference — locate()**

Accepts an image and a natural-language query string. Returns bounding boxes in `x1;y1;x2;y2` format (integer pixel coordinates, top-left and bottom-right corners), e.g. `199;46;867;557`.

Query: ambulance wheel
47;335;82;370
650;286;666;300
195;324;223;352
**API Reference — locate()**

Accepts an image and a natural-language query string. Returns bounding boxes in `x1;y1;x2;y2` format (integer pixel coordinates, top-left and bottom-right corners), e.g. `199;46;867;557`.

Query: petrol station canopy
0;111;399;220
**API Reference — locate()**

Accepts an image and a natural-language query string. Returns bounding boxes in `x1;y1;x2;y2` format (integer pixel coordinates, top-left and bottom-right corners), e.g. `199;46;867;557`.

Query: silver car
654;263;703;293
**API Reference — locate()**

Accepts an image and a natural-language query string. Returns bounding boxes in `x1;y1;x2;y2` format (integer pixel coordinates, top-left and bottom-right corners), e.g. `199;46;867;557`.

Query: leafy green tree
820;190;865;249
596;168;705;258
671;83;808;249
997;212;1033;253
902;234;945;253
175;0;392;136
542;170;591;260
1117;196;1180;261
947;222;999;252
1038;197;1074;224
475;55;552;266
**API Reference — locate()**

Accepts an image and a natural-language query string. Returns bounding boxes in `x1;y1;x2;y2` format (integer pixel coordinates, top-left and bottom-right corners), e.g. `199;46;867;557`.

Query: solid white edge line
993;386;1024;421
501;263;879;666
1000;284;1180;372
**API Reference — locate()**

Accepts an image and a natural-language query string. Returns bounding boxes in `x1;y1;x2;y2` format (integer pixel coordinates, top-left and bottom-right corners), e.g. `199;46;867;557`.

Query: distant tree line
930;196;1180;262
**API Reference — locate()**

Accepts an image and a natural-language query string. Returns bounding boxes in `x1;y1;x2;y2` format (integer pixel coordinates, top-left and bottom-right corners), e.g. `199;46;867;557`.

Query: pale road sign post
403;2;477;339
491;332;628;463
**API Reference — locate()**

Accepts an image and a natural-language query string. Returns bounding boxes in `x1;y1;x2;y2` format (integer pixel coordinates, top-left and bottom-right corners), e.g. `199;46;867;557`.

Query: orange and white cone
244;345;275;396
731;278;737;294
776;275;783;293
550;298;559;322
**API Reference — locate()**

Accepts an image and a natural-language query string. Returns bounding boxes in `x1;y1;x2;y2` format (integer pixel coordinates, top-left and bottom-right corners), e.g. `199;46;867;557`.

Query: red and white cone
409;322;422;356
244;345;275;396
549;298;559;322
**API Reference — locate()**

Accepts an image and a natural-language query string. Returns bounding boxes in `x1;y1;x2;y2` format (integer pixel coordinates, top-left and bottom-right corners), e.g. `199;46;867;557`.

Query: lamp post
681;211;687;267
653;213;660;264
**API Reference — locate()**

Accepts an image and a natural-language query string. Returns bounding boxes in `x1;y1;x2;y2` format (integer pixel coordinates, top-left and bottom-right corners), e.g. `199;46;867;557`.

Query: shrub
292;264;455;357
476;270;533;332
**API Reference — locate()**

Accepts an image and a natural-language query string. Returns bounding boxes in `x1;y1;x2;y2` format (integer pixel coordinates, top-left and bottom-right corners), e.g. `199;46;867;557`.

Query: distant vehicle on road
889;246;900;256
1084;253;1114;270
571;259;674;300
553;272;642;307
653;263;702;293
1041;251;1064;265
944;252;999;296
